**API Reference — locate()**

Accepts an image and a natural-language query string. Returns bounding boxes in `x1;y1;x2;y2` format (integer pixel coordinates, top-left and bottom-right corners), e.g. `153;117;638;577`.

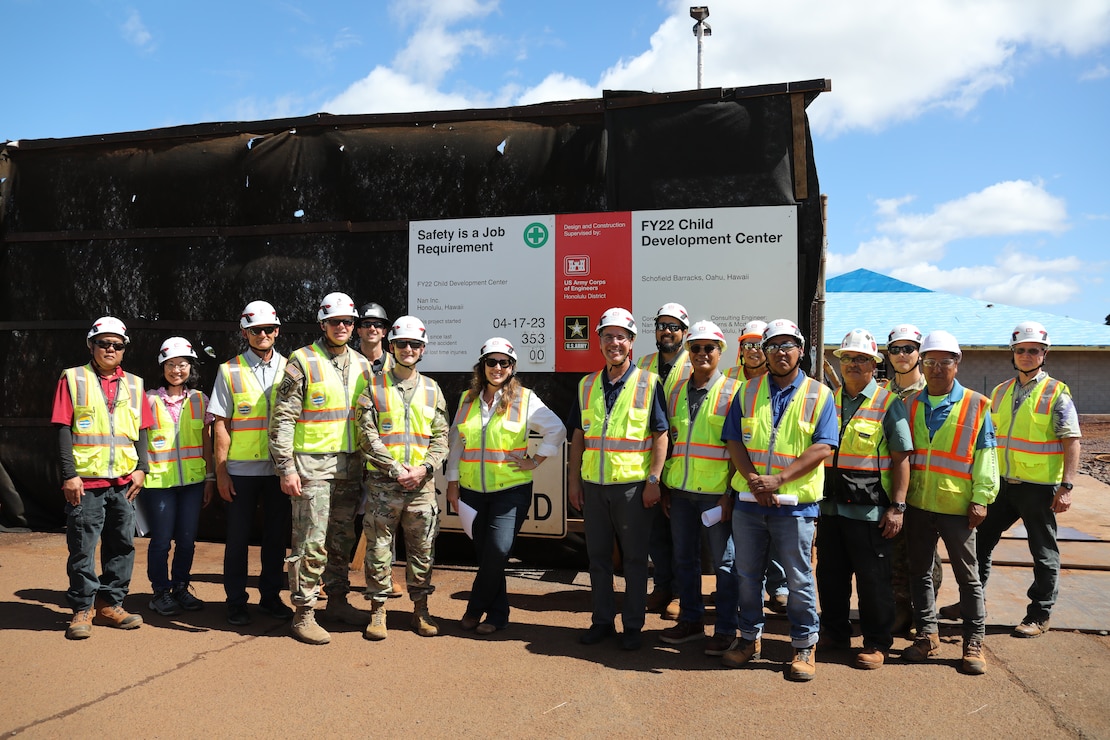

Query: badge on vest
237;402;252;416
76;414;93;431
582;420;591;433
381;421;393;432
151;433;169;450
310;390;326;407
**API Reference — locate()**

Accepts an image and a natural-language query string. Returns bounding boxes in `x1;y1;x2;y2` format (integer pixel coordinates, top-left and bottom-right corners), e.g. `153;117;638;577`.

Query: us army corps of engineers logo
564;316;590;351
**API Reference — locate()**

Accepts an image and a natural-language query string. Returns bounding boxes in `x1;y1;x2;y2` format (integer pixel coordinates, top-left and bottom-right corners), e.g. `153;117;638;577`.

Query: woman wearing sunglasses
445;337;566;635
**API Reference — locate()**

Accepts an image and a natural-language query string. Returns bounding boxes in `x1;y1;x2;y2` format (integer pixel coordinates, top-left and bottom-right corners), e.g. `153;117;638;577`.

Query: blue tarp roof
824;270;1110;348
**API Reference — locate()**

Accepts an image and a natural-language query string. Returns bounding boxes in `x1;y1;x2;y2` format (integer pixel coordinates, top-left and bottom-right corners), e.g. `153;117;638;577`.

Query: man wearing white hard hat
720;318;837;681
270;292;373;644
636;302;691;620
210;300;293;627
901;330;998;676
944;321;1080;639
567;307;669;651
656;320;742;656
816;329;912;670
51;316;155;639
355;315;449;640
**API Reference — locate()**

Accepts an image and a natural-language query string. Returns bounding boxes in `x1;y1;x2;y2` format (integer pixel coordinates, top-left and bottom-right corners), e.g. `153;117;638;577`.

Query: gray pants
906;505;986;641
583;481;654;633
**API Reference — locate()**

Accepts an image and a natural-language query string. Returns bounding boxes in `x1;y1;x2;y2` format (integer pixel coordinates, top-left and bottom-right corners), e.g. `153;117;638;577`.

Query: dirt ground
1079;419;1110;486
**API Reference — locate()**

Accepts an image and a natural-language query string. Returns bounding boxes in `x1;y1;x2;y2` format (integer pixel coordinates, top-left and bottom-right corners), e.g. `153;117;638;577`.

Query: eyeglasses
839;354;873;366
93;339;126;351
324;318;355;327
764;342;799;353
688;343;719;355
922;358;958;369
1013;347;1044;356
600;333;632;344
163;360;192;371
392;340;424;350
740;342;762;351
484;358;513;369
887;345;917;356
359;320;387;330
655;322;684;333
247;326;279;336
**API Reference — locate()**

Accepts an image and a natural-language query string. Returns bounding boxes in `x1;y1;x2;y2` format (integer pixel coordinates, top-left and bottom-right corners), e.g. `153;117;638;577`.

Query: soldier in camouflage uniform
355;315;449;640
269;292;372;644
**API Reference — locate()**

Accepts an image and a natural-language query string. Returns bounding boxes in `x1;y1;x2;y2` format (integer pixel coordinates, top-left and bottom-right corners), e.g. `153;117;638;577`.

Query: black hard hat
358;302;389;321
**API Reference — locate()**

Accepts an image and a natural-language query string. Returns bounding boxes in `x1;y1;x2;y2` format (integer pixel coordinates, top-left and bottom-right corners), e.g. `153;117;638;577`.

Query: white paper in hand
456;498;478;539
700;505;723;527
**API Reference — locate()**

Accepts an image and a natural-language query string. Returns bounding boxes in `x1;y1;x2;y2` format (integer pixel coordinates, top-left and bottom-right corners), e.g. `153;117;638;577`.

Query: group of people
55;297;1080;684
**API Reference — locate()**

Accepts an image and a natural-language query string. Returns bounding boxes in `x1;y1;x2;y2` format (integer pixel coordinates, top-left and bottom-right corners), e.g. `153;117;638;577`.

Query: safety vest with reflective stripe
907;390;989;514
220;353;287;461
64;365;144;479
729;373;832;503
637;350;691;397
663;374;740;494
825;385;897;505
146;391;207;488
367;372;442;469
991;376;1067;484
579;367;657;484
453;389;532;492
291;343;370;454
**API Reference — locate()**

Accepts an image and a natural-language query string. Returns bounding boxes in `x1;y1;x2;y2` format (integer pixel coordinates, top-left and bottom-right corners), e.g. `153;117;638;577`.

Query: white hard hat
388;315;428;343
317;292;357;321
240;300;281;329
480;337;518;362
87;316;130;345
763;318;804;347
920;330;961;358
1010;321;1050;348
654;302;690;328
596;307;638;337
686;320;727;354
887;324;923;347
158;337;197;364
739;320;768;343
833;329;882;362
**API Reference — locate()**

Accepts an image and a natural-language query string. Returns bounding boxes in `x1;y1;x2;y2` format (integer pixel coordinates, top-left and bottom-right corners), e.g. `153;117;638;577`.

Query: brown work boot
659;619;704;645
704;634;738;657
93;599;143;629
66;608;93;640
1012;618;1050;638
962;638;987;675
855;647;887;670
645;587;673;613
766;593;788;614
323;594;372;625
788;646;817;681
721;637;761;668
363;602;388;641
662;598;681;621
291;605;331;645
938;602;961;621
902;633;940;662
412;597;439;637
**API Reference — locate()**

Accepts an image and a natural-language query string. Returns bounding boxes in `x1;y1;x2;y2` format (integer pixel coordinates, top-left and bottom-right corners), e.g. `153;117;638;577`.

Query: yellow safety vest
991;376;1067;485
663;374;740;494
826;386;897;505
146;391;207;488
367;372;441;469
220;353;287;461
291;343;370;454
453;389;532;492
729;373;832;504
637;350;691;397
64;365;144;479
907;390;989;514
579;367;657;485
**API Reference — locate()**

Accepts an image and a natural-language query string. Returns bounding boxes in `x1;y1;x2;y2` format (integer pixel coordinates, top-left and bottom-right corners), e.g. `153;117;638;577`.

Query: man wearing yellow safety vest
210;301;293;627
656;320;742;656
568;307;669;651
816;329;912;671
901;330;998;676
636;302;690;620
51;316;155;639
943;321;1080;639
355;315;449;641
270;292;373;644
720;318;837;681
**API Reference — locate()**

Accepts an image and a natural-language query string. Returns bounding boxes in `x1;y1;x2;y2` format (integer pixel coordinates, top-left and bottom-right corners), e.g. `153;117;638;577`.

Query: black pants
816;514;895;650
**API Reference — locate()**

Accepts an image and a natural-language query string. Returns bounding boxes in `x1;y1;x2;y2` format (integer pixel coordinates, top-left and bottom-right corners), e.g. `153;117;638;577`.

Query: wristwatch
423;462;434;476
889;501;907;513
647;474;660;485
1058;482;1074;491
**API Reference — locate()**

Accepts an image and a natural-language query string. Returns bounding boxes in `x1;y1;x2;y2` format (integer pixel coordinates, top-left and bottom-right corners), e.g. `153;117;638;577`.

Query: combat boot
291;606;331;645
411;597;439;637
363;602;388;641
323;594;372;625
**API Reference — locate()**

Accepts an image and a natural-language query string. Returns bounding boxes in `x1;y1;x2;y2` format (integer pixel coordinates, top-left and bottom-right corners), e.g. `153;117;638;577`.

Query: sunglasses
740;341;762;351
839;354;873;366
359;320;387;330
887;345;917;355
324;318;355;327
688;343;719;355
764;342;799;353
247;326;279;336
93;339;126;351
484;358;513;369
392;339;424;350
655;322;684;333
922;358;957;369
1013;347;1044;356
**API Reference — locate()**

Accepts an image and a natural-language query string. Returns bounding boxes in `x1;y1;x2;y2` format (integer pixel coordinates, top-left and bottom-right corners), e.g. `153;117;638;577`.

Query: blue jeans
140;482;205;591
460;484;532;628
669;492;738;635
223;475;290;607
732;509;819;648
765;551;788;599
583;481;654;632
65;482;136;610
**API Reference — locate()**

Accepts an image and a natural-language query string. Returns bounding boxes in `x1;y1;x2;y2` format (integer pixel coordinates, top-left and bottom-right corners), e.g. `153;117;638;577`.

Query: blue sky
6;0;1109;324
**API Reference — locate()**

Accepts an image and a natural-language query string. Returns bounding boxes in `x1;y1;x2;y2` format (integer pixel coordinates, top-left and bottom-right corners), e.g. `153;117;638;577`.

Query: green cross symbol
523;222;549;248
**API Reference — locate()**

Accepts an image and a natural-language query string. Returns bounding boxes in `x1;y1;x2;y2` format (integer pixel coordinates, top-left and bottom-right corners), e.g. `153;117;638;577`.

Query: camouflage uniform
355;369;449;603
270;342;368;607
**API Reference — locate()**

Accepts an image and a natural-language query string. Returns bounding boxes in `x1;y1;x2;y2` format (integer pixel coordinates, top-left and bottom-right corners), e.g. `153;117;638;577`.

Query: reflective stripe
579;367;656;484
454;389;532;491
991;376;1067;483
65;365;143;478
907;389;989;514
292;343;370;454
367;372;440;468
222;353;286;461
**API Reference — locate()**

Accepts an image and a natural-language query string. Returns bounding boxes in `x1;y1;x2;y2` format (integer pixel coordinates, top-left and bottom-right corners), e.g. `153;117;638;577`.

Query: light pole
690;6;711;89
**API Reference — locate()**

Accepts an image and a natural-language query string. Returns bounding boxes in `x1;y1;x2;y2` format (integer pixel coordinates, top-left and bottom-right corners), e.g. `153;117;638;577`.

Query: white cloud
1080;62;1110;80
121;10;154;53
322;66;476;115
